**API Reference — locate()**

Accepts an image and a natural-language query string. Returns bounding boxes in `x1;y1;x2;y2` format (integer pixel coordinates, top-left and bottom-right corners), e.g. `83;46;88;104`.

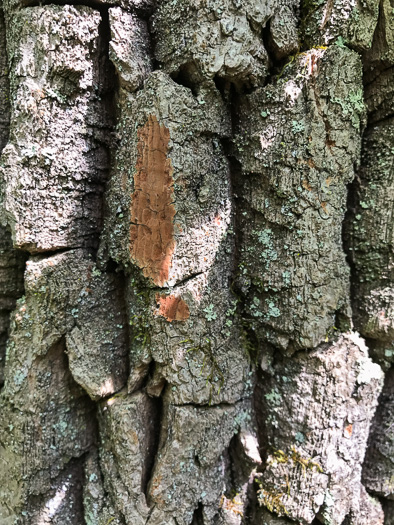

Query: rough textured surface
0;336;96;523
0;249;129;520
109;7;153;92
235;46;364;351
362;367;394;499
301;0;379;51
102;71;251;406
0;1;393;524
152;0;273;88
98;391;159;524
0;227;26;386
363;0;394;69
147;401;252;524
267;4;300;60
0;9;9;152
255;333;383;524
0;9;27;387
0;6;114;252
345;117;394;369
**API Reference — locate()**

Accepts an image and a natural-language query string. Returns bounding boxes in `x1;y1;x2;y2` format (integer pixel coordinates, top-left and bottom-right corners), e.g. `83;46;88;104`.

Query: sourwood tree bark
0;1;393;524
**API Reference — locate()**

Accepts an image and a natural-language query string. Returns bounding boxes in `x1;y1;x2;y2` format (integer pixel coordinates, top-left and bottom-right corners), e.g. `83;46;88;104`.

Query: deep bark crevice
143;387;164;503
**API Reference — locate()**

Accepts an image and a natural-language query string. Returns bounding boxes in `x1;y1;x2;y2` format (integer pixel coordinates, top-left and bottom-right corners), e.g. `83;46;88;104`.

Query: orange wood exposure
130;115;176;286
155;294;190;322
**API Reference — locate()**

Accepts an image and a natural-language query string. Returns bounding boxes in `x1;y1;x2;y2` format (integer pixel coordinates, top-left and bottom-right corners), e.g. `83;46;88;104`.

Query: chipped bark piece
130;114;176;287
345;119;394;364
301;0;379;51
0;339;96;522
103;72;251;407
103;72;232;286
98;392;160;525
109;8;153;93
1;250;128;402
0;6;114;252
235;46;364;351
255;333;384;524
147;402;250;524
362;367;394;499
83;449;125;525
127;265;251;406
267;4;299;61
152;0;271;87
155;294;190;322
363;0;394;70
0;226;26;386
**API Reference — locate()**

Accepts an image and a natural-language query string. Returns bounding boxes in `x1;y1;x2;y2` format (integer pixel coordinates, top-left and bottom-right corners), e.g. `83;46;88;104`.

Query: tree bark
0;1;393;524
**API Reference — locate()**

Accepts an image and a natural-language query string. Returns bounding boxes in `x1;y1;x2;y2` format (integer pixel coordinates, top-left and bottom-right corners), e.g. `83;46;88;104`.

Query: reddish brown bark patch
130;114;175;286
155;294;190;322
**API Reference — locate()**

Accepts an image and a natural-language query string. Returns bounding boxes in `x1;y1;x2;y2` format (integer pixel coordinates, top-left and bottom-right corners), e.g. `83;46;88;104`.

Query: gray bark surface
0;1;393;524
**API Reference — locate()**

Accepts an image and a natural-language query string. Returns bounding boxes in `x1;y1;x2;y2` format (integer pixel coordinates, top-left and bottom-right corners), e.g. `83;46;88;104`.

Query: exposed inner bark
130;114;176;287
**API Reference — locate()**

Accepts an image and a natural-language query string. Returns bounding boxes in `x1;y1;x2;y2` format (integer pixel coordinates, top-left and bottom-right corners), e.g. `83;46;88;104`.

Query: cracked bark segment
127;261;252;405
2;250;128;402
235;46;364;351
103;72;252;405
0;9;9;153
65;269;128;402
363;0;394;69
346;119;394;366
362;366;394;499
84;449;125;525
109;8;153;93
0;338;96;523
98;391;160;525
255;333;384;524
364;66;394;124
152;0;272;87
0;6;113;252
301;0;379;50
0;227;26;386
267;4;300;61
103;71;231;285
147;402;251;525
0;253;128;520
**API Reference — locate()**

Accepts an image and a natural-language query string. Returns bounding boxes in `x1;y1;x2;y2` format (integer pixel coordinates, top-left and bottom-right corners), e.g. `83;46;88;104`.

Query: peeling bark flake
130;114;175;286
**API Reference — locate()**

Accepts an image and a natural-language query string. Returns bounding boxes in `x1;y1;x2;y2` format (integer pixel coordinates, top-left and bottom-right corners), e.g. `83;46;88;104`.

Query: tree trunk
0;1;393;524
